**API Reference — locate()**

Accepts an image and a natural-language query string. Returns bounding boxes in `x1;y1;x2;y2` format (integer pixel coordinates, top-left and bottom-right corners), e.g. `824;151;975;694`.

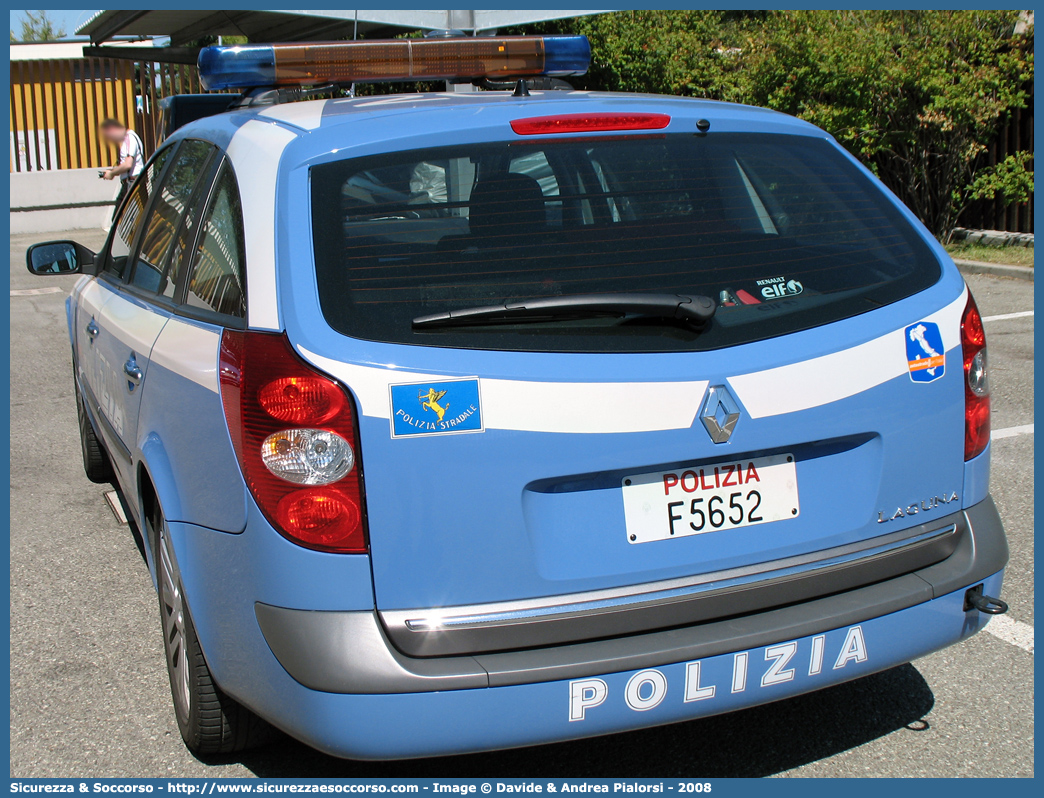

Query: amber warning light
198;36;591;91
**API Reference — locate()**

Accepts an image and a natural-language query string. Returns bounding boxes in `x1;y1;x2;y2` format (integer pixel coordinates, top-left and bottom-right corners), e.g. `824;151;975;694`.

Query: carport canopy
77;9;606;46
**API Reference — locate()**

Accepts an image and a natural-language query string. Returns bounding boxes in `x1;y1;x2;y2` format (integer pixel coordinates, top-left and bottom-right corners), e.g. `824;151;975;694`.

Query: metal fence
10;56;206;173
11;57;133;171
957;95;1034;234
133;59;208;157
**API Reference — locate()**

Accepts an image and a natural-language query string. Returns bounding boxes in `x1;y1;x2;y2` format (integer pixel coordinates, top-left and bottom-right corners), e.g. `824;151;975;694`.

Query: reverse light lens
258;376;345;425
262;429;355;485
961;292;990;460
198;36;590;91
510;113;671;135
967;350;989;397
275;488;363;550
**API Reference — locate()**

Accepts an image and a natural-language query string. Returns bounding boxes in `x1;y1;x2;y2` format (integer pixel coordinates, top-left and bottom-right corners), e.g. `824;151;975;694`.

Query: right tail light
961;292;990;460
219;330;368;553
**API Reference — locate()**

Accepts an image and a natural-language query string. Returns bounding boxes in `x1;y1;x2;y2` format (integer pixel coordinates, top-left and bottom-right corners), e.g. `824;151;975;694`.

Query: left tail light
219;330;368;553
961;292;990;460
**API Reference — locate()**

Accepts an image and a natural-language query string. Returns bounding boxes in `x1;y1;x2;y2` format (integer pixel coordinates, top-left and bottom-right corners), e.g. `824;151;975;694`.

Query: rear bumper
172;496;1006;760
257;495;1006;694
264;572;1006;761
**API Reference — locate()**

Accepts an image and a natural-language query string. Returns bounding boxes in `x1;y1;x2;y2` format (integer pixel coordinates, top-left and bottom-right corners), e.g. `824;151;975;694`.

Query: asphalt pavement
9;229;1034;778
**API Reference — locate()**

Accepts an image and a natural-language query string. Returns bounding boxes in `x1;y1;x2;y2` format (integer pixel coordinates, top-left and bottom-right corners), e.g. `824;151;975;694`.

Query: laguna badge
877;491;959;523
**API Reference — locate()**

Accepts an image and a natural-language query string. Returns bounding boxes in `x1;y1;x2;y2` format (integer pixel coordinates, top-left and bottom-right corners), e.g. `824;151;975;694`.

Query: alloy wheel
158;522;191;724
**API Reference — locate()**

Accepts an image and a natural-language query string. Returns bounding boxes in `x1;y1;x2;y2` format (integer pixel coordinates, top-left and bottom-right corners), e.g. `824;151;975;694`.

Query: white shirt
119;129;144;182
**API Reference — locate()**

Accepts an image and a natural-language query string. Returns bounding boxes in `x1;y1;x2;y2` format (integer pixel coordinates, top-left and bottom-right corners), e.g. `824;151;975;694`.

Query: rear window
310;132;940;353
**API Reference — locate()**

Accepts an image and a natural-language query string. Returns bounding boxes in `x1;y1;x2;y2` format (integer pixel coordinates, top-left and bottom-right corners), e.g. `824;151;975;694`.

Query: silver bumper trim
403;524;956;631
381;516;962;656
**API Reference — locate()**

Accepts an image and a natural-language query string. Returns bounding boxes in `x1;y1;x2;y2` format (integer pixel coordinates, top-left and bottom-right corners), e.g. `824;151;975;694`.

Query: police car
27;35;1009;759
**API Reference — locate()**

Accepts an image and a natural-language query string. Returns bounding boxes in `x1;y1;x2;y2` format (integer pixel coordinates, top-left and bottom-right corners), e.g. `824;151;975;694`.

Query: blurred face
101;125;125;145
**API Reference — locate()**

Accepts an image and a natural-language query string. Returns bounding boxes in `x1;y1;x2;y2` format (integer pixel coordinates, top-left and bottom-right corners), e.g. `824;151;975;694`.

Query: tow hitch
964;584;1009;615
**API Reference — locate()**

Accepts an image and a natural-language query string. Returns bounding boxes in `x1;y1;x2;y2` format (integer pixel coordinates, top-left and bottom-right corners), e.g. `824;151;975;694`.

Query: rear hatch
296;116;967;647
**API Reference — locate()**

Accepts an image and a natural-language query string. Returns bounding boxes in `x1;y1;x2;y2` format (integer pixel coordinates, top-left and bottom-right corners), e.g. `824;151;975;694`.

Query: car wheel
150;503;275;754
75;378;114;484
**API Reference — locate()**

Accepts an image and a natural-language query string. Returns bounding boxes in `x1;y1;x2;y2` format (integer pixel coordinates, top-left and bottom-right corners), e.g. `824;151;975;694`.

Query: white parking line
992;423;1034;440
10;286;63;296
982;310;1034;323
985;614;1034;653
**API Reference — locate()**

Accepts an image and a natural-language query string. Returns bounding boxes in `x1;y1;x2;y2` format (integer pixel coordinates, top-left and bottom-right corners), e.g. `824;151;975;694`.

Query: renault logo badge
700;385;740;444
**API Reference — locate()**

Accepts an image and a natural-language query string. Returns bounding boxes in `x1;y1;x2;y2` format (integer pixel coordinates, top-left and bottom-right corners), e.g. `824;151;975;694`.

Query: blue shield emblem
905;321;945;383
389;378;483;438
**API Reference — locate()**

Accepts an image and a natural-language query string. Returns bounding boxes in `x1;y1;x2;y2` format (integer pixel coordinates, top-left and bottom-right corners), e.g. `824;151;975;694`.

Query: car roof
169;90;828;153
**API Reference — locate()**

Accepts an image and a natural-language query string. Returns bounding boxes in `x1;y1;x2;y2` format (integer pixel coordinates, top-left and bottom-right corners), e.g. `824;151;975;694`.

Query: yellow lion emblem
419;388;450;421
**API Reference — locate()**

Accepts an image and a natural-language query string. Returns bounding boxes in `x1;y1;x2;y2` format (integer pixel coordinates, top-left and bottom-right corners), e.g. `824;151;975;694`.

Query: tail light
961;292;990;460
219;331;367;553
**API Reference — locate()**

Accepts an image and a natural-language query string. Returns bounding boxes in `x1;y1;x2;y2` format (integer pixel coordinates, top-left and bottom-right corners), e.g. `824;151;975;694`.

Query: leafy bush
544;10;1032;236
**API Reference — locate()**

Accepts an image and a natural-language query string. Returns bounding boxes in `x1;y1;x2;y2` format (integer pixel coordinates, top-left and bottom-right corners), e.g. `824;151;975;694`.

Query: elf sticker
756;276;803;300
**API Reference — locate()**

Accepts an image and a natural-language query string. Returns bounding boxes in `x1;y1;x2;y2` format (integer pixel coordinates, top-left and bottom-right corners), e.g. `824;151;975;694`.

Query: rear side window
131;139;214;294
310;133;941;353
184;162;247;319
105;146;172;280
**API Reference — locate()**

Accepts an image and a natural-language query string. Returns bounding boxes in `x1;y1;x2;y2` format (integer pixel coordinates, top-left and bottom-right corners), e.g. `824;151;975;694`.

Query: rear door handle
123;356;143;389
86;319;99;341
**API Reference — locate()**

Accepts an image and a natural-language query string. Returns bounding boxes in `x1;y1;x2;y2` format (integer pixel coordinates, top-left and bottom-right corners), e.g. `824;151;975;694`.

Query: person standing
99;118;144;218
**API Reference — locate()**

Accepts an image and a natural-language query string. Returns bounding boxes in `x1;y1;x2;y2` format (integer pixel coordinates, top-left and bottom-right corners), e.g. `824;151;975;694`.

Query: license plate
622;453;799;544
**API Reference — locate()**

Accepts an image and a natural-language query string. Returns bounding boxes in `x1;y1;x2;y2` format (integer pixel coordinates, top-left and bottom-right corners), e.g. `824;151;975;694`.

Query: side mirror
26;241;94;276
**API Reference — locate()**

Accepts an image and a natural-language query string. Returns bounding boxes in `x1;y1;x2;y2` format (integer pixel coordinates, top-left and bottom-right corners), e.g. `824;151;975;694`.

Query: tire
149;502;275;754
75;378;114;484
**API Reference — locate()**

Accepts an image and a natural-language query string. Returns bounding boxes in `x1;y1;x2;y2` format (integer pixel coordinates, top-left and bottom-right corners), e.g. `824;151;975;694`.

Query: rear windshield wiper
413;293;717;331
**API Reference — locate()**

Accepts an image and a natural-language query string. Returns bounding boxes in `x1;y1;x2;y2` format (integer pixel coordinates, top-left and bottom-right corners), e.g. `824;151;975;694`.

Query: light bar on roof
197;36;591;91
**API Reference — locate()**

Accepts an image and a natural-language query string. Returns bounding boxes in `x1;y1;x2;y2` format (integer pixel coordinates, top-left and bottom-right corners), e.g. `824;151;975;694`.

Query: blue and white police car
27;35;1009;759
